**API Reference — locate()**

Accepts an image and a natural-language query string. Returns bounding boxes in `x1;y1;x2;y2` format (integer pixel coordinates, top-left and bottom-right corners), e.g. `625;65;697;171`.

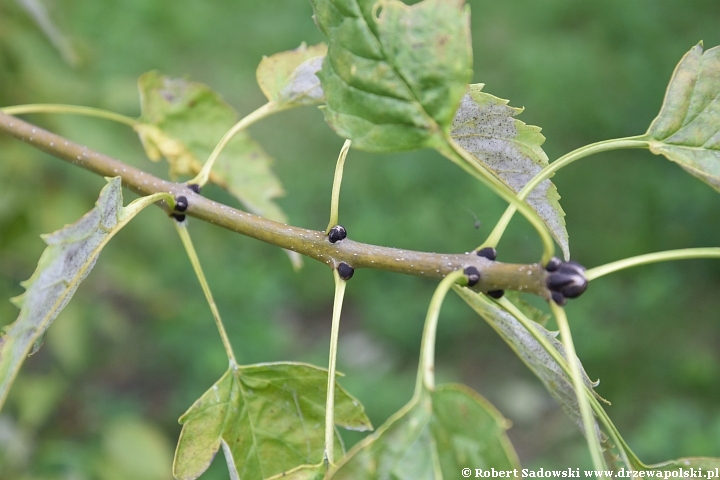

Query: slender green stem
444;136;556;264
483;136;649;253
324;269;347;466
415;270;467;396
1;104;139;127
190;102;278;187
325;139;352;234
174;221;237;366
551;302;605;473
586;248;720;281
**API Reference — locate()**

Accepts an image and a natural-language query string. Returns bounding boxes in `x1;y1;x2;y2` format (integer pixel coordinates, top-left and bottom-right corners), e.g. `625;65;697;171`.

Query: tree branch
0;111;552;298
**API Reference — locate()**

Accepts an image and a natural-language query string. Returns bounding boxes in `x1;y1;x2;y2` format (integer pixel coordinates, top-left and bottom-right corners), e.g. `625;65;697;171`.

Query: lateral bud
328;225;347;243
337;262;354;280
463;266;480;287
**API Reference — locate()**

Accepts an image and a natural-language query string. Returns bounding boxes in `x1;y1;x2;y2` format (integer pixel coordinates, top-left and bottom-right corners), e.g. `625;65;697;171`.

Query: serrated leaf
136;71;289;222
310;0;472;152
645;43;720;192
330;384;518;479
452;84;569;259
257;43;328;107
0;178;159;410
173;362;371;480
454;287;599;433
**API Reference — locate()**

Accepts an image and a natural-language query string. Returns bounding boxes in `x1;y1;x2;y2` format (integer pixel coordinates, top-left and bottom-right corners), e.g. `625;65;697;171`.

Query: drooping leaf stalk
325;139;351;234
483;136;649;252
416;270;467;395
324;269;347;466
174;221;237;365
550;302;606;473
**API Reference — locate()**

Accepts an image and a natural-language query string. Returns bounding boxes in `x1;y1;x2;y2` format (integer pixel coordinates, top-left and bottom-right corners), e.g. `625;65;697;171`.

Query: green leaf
330;384;518;478
645;43;720;192
256;43;328;108
454;287;599;433
173;362;371;480
0;178;162;411
452;84;568;259
310;0;472;152
136;71;289;223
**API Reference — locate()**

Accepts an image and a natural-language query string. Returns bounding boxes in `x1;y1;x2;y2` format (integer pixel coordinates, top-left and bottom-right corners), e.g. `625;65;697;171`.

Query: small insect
476;247;497;261
328;225;347;243
175;195;188;212
466;208;482;229
487;290;505;299
463;266;480;287
337;262;354;280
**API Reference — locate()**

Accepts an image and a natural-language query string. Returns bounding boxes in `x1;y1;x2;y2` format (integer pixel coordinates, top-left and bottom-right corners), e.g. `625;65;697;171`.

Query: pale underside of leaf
454;287;599;433
173;362;371;480
311;0;472;152
451;84;569;259
256;42;328;107
646;43;720;192
330;384;518;479
0;178;137;410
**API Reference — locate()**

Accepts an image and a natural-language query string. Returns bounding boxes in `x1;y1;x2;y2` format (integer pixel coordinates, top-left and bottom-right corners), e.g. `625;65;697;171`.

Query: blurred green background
1;0;719;478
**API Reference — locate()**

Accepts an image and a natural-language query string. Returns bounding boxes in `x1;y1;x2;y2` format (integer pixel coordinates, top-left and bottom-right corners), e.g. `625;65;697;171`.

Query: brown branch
0;111;552;298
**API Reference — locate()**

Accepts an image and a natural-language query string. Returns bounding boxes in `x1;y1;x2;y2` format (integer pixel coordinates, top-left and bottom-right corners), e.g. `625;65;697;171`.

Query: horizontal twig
0;111;551;297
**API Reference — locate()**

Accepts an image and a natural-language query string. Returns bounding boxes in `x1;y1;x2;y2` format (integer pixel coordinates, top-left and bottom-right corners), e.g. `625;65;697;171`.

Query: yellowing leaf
173;362;371;480
452;84;568;259
645;43;720;192
136;71;289;223
330;385;518;478
256;43;328;107
0;178;165;411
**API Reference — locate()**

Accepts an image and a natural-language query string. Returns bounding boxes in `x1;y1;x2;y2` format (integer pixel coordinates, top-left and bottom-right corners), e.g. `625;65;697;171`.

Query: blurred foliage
0;0;719;478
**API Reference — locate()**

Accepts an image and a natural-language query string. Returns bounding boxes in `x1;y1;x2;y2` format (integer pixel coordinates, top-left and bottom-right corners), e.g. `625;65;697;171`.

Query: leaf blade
173;362;371;480
0;178;154;410
451;85;568;259
645;43;720;192
330;385;518;479
256;43;328;107
310;0;472;152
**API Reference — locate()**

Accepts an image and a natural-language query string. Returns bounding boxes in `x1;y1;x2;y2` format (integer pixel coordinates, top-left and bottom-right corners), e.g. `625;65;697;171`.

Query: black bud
487;290;505;299
477;247;497;261
188;183;201;194
328;225;347;243
551;291;567;306
463;266;480;287
175;195;188;212
171;213;186;222
546;273;578;291
545;257;561;272
337;262;354;281
546;260;588;301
